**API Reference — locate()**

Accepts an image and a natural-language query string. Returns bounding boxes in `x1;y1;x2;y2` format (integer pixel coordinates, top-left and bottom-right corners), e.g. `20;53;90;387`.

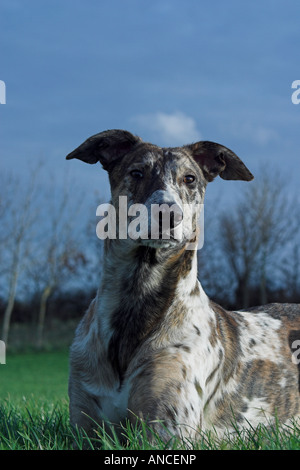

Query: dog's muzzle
150;202;183;241
153;203;183;230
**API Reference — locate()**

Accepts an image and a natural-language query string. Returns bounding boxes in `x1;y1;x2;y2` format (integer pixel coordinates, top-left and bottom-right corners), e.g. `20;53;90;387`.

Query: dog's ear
66;130;142;170
186;141;254;182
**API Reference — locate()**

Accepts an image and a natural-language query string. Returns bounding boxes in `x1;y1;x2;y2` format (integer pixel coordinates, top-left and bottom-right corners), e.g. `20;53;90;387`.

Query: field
0;347;299;450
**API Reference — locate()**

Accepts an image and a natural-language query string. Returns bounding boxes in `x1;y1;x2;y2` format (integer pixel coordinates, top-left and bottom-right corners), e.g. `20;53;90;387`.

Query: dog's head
66;129;253;249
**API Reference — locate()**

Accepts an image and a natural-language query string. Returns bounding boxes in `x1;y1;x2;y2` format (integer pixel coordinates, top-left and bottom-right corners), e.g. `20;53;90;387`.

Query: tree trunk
36;285;52;349
1;268;19;345
258;248;268;305
235;274;250;309
242;280;250;309
259;273;268;305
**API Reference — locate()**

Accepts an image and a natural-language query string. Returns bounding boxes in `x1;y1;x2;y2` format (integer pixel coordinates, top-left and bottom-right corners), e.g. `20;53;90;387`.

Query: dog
66;129;300;442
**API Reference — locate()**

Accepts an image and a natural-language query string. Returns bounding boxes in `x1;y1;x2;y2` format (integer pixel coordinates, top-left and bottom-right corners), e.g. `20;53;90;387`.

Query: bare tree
28;176;87;349
0;163;100;347
1;168;40;345
218;171;300;308
280;243;300;302
197;206;236;307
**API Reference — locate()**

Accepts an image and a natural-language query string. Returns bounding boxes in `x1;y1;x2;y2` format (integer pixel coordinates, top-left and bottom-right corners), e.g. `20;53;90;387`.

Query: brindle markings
174;344;191;353
203;304;300;428
108;246;195;380
127;350;187;432
194;379;203;398
205;364;220;386
191;283;200;296
193;324;201;336
209;300;242;384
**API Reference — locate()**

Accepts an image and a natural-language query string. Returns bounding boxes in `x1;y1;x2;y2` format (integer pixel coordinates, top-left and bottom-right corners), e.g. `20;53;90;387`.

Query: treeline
198;169;300;309
0;164;103;347
0;164;299;347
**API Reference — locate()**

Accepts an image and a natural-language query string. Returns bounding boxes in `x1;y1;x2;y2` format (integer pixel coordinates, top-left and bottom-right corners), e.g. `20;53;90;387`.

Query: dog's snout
153;203;183;232
168;204;183;229
146;189;184;241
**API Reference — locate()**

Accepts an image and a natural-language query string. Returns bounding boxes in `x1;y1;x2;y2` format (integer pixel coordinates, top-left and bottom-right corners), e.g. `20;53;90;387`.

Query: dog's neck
96;239;203;379
99;238;199;304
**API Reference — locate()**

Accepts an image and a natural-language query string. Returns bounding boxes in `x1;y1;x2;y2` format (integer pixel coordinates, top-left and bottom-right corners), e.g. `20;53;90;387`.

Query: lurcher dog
67;130;300;441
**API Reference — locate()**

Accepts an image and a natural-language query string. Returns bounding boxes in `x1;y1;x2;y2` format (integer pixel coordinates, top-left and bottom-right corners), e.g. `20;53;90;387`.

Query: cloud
220;120;279;146
132;111;202;146
252;126;278;146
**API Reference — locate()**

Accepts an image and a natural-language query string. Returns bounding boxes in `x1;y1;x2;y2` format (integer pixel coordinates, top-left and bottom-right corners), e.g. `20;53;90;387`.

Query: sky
1;0;300;209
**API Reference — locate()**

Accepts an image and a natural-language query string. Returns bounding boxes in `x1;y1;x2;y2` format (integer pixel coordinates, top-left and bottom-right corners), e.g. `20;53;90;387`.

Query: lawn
0;350;69;402
0;349;71;450
0;350;299;450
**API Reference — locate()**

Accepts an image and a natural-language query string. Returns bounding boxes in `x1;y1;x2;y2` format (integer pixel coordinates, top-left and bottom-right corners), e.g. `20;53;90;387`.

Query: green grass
0;398;299;450
0;350;69;402
0;350;299;450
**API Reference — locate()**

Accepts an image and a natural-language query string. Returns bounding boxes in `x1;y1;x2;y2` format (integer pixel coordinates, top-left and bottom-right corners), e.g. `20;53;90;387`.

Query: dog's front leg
68;376;103;435
127;356;203;443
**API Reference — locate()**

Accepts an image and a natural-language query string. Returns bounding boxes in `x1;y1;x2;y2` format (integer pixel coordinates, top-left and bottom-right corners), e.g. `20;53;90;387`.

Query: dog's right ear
66;130;142;171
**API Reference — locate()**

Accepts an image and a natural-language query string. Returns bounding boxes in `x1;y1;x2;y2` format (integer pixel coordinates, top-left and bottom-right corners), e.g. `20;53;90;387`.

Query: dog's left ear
66;129;142;171
186;141;254;182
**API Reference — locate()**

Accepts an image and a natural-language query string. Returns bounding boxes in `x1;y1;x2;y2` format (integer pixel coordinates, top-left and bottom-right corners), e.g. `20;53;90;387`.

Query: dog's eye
130;170;143;179
183;175;195;184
